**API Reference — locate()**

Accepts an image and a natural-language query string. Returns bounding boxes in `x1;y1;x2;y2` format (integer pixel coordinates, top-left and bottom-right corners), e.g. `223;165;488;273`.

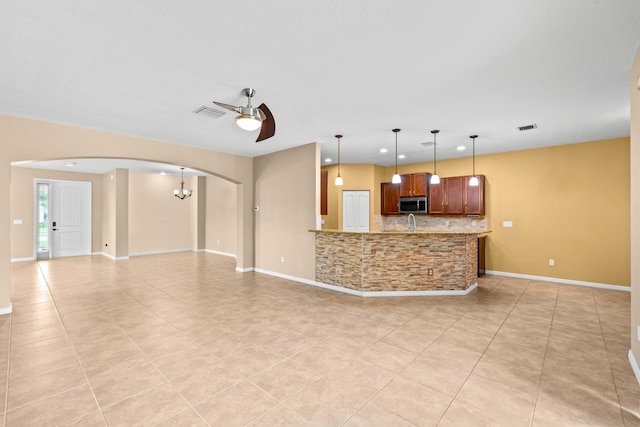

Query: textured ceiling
2;0;640;173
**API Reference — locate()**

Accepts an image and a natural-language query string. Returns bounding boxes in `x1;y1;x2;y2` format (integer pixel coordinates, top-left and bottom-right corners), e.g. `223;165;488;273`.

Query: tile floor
1;252;639;426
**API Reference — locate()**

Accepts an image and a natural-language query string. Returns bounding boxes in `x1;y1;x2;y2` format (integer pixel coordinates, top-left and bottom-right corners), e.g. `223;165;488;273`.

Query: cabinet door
445;176;465;215
429;181;445;214
399;174;412;197
381;182;400;215
411;173;429;197
465;175;485;216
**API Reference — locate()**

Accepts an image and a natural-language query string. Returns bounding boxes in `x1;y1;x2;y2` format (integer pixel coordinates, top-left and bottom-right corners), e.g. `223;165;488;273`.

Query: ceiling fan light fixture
235;113;262;131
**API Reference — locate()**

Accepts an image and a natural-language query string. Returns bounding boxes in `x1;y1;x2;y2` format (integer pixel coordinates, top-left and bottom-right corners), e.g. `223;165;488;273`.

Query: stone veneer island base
311;230;490;295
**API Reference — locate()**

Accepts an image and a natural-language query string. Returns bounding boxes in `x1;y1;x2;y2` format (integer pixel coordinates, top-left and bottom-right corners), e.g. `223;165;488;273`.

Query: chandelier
174;167;193;200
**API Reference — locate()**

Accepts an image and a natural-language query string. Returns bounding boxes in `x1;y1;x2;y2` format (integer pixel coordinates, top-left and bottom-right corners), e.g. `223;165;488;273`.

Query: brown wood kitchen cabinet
429;176;478;215
399;173;429;197
381;182;400;214
429;176;464;215
465;175;485;216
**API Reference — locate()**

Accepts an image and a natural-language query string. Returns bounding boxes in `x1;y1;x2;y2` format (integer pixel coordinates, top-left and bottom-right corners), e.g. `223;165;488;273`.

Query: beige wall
205;175;237;256
254;143;319;280
9;167;104;259
101;171;116;258
324;137;630;287
128;172;193;255
630;47;640;367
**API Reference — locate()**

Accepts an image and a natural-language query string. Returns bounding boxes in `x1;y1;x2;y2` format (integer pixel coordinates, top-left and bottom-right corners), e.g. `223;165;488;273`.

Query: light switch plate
503;221;513;228
13;219;22;225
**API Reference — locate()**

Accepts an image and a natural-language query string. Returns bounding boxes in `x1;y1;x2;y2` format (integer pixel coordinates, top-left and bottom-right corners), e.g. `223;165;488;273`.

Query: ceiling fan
213;88;276;142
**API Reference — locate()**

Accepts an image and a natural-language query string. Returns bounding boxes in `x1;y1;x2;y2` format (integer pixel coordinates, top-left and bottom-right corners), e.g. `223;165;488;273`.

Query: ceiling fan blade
256;103;275;142
212;101;240;113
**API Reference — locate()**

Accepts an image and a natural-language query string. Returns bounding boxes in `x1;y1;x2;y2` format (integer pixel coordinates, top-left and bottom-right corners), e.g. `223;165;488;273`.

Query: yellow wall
324;137;630;287
322;163;383;230
630;47;640;363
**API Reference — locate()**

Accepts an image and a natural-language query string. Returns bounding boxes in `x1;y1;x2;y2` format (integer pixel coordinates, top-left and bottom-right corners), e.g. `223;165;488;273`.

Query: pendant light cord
431;130;439;174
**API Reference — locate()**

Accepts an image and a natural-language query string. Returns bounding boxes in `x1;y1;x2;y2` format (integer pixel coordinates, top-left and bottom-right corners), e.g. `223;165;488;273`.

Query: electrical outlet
281;256;285;263
549;259;555;266
637;325;640;341
217;240;220;245
427;268;434;276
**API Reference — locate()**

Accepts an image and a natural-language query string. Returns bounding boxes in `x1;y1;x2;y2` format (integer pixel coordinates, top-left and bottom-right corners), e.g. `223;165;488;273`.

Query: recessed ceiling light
398;154;406;159
325;158;332;163
457;145;466;151
379;148;388;153
160;172;166;175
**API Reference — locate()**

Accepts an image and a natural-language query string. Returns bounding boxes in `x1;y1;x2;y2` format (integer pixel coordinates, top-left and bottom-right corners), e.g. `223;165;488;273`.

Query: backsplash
374;214;488;232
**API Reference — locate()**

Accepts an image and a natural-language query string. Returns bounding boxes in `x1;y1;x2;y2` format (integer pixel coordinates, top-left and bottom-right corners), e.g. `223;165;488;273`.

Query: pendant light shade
335;134;343;186
430;130;440;184
174;167;193;200
392;128;401;184
469;135;479;186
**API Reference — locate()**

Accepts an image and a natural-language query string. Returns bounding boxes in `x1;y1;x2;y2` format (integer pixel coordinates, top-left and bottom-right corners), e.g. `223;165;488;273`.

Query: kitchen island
310;229;490;296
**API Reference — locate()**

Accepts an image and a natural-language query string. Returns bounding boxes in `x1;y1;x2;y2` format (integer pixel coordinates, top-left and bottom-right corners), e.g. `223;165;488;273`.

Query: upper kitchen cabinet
429;175;484;216
381;182;400;215
429;176;464;215
465;175;485;216
399;172;429;197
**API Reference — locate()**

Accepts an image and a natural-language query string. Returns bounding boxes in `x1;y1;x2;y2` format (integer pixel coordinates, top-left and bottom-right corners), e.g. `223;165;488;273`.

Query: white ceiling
2;1;640;174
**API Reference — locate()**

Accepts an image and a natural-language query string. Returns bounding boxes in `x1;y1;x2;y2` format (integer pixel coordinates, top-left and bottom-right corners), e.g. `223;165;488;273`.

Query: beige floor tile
456;374;535;426
249;359;321;401
437;326;494;353
60;410;107;426
370;375;452;426
88;360;167;407
8;363;87;410
153;408;209;426
532;396;624;426
438;399;492;427
78;345;149;379
194;380;279;426
5;384;97;426
451;317;501;338
420;341;483;373
381;328;437;354
325;358;396;399
484;337;546;370
285;378;365;425
170;362;245;405
289;343;357;376
400;356;469;397
472;353;542;397
343;402;417;426
151;344;220;380
101;383;190;426
359;340;417;373
247;405;308;426
222;344;286;377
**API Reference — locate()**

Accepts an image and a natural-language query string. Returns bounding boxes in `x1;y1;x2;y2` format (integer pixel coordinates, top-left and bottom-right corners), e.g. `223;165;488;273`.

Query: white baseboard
485;270;630;292
99;252;129;261
0;304;12;315
129;248;192;257
629;350;640;386
254;268;478;297
205;249;237;259
236;266;255;273
10;257;34;263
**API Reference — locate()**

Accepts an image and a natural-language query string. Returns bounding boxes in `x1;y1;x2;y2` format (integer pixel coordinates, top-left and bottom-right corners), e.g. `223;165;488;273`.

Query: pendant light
174;167;193;200
334;134;344;186
430;130;440;184
469;135;479;186
392;128;401;184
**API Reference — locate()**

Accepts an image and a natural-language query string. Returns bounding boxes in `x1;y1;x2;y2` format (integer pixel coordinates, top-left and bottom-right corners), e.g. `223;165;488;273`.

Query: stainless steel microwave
399;197;428;214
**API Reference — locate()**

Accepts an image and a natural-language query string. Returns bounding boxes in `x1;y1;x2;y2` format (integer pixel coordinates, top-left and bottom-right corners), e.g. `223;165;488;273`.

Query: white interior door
51;180;92;258
343;190;370;232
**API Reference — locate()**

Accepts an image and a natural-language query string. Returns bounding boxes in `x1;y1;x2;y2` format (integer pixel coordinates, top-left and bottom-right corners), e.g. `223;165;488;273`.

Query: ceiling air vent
193;106;226;118
517;123;537;132
421;141;436;147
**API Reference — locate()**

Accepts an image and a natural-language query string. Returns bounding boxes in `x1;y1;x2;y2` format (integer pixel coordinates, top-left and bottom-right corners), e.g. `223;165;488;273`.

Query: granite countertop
310;229;491;236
